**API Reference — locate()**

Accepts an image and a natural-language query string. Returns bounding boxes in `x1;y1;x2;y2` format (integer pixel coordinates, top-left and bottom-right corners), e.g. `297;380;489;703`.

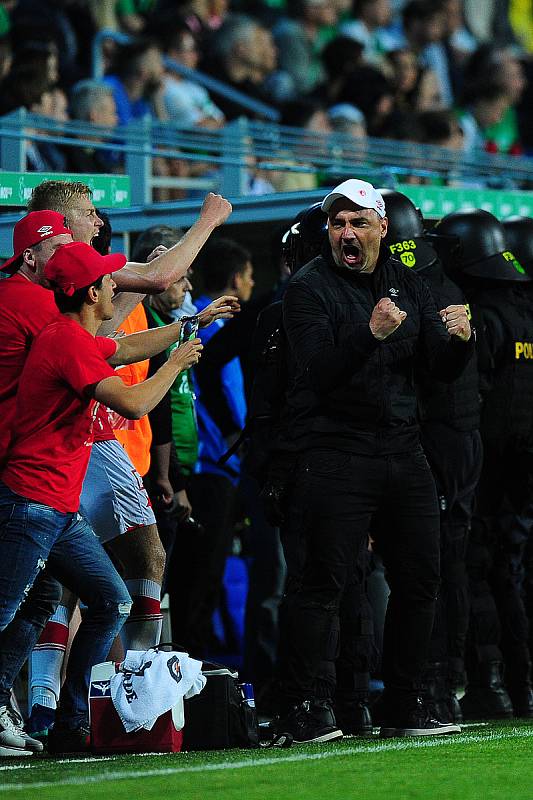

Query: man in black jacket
275;179;473;743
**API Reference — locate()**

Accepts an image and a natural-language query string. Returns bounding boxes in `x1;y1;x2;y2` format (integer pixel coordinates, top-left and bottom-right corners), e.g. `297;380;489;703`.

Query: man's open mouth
342;243;362;266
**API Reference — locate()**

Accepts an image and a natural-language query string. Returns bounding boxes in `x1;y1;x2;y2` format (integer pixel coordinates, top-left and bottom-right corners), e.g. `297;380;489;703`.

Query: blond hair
27;180;92;216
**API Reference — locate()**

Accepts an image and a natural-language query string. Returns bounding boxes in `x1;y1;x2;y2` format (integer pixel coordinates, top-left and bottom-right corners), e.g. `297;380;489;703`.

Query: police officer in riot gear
502;216;533;278
435;209;533;718
379;190;482;724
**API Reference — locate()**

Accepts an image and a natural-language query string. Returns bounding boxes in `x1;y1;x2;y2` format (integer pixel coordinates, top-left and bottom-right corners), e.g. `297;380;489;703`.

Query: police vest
475;285;533;450
416;265;480;432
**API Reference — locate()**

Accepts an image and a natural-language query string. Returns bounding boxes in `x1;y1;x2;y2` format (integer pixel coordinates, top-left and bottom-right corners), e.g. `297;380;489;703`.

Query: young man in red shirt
0;241;204;754
25;182;233;737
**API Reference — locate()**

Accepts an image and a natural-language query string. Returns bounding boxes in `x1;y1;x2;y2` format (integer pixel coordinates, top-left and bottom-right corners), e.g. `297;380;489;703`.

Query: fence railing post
124;117;152;206
0;109;26;171
221;117;249;198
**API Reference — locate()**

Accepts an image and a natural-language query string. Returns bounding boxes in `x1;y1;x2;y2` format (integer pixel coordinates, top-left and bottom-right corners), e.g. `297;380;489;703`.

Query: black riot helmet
378;188;437;271
432;209;530;283
281;202;327;274
502;216;533;278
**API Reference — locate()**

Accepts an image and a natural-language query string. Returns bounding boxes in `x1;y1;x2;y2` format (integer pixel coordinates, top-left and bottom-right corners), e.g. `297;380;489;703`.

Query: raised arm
113;193;232;294
106;295;240;365
109;319;182;365
94;338;203;419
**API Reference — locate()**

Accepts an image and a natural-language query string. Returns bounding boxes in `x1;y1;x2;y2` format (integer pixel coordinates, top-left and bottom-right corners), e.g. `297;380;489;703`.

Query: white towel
110;648;206;733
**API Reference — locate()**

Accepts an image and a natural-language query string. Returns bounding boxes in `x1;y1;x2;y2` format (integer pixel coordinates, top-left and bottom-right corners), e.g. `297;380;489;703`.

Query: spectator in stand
0;66;67;172
339;0;400;65
161;24;225;129
11;1;96;85
441;0;478;82
328;103;367;140
418;109;464;150
312;35;364;107
203;14;284;118
273;0;339;98
387;48;442;112
104;38;166;124
462;45;527;156
401;0;453;108
10;41;59;86
269;100;332;192
457;83;513;155
338;64;395;136
67;80;121;173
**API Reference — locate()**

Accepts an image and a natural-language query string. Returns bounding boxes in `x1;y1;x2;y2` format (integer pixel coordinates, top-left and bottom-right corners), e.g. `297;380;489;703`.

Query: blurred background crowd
0;0;531;189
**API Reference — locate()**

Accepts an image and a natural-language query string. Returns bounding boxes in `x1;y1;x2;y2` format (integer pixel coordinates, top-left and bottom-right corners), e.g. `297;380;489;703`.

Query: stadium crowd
0;0;532;759
0;0;532;186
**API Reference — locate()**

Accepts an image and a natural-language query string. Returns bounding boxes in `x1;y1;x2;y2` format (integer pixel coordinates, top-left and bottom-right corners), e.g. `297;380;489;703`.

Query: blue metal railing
2;108;532;204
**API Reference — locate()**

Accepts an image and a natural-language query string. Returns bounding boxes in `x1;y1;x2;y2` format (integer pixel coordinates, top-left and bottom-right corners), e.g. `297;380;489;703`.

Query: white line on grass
0;722;490;774
2;727;532;791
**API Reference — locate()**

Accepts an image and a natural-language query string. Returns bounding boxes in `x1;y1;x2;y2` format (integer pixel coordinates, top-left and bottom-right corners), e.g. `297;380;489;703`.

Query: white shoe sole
380;723;461;738
0;745;33;757
296;728;344;744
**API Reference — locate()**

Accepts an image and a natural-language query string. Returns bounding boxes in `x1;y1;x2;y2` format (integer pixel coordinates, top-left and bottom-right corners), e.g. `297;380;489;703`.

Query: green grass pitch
0;721;531;800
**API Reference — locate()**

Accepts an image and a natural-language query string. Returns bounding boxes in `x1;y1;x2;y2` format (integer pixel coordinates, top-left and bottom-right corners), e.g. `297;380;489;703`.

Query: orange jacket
111;304;152;476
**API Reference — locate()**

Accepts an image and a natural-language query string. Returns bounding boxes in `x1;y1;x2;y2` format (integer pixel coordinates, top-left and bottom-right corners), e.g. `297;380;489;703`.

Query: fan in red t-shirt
0;241;204;754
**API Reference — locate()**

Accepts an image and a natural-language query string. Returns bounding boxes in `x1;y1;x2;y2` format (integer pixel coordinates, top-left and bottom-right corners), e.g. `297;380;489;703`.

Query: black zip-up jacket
415;261;480;433
282;250;475;455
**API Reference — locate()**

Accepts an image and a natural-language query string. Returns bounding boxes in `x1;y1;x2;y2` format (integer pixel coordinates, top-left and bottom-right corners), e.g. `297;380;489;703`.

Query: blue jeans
0;481;132;729
0;569;62;708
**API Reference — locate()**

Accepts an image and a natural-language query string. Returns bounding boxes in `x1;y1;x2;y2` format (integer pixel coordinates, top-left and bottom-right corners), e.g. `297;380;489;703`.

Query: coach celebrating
276;179;473;742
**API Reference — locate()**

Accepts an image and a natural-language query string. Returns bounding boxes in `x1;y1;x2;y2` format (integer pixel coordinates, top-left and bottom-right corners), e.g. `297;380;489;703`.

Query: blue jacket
194;295;247;484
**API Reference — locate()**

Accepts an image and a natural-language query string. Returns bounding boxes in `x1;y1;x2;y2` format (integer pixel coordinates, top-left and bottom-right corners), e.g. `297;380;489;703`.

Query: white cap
321;179;386;218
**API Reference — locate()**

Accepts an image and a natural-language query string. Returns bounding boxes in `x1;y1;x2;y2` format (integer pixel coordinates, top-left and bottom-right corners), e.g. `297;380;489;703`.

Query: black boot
506;662;533;719
335;672;373;736
423;662;451;723
334;699;373;736
460;661;514;720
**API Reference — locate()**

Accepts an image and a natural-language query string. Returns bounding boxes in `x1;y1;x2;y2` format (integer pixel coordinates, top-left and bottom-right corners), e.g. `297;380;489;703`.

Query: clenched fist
439;305;471;342
200;193;232;228
369;297;407;341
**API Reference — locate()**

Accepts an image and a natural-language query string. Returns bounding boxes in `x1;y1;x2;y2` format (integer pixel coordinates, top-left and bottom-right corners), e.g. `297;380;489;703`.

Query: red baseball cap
2;211;73;274
44;241;127;296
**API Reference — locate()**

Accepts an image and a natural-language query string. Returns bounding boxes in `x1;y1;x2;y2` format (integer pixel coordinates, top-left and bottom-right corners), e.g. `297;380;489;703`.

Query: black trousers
241;471;287;694
466;445;533;684
278;446;440;707
422;425;482;679
167;472;237;657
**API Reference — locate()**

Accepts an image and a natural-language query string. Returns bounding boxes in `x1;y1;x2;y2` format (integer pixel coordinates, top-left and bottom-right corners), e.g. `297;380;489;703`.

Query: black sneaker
47;723;90;754
379;696;461;738
273;700;343;745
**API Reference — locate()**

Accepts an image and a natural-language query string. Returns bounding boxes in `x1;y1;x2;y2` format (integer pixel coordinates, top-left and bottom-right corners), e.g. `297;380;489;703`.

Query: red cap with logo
44;241;127;296
2;211;73;274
